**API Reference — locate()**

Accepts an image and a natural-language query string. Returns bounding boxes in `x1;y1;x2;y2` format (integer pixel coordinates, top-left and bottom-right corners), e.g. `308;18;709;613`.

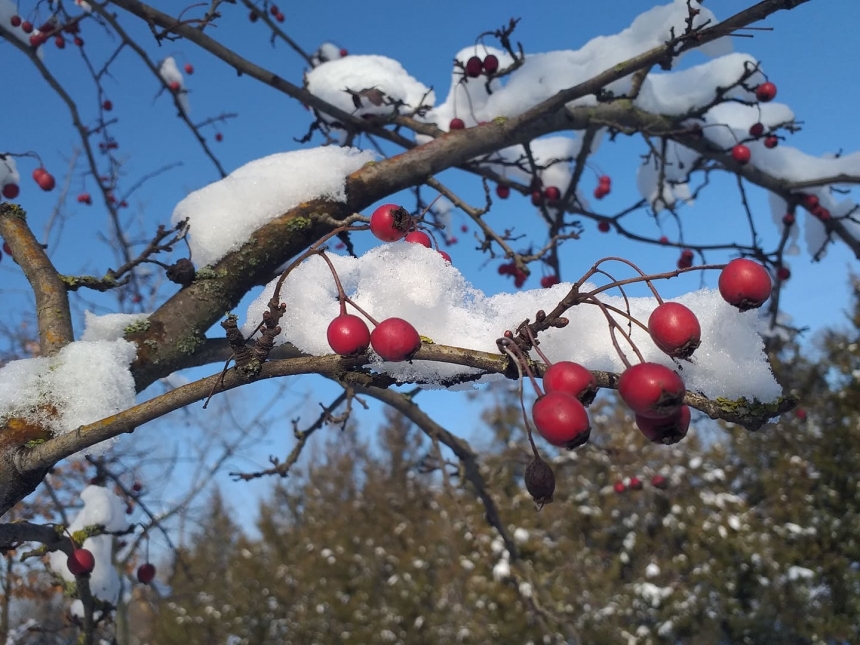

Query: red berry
764;136;778;149
465;56;483;78
460;224;468;233
32;168;55;192
2;183;20;199
269;4;279;15
404;230;432;248
498;262;514;275
67;548;95;576
137;563;156;584
102;100;113;111
74;36;84;47
482;54;499;74
755;81;777;102
530;191;543;206
659;236;669;244
215;132;223;142
132;481;143;492
802;194;819;209
731;144;751;165
681;249;694;259
718;258;771;311
369;203;411;242
635;404;691;445
597;221;610;233
76;192;92;204
544;186;561;202
542;361;597;404
168;81;181;92
651;474;667;489
54;36;65;49
748;122;765;137
29;33;46;47
449;118;465;131
795;408;807;421
184;63;194;74
249;10;258;21
540;275;560;289
629;477;643;490
599;175;611;188
593;186;608;200
776;266;791;281
677;249;694;269
532;392;591;449
327;314;371;356
647;302;701;359
613;481;626;494
618;362;685;419
814;207;831;221
370;318;421;362
21;21;33;33
275;12;284;22
782;212;795;226
438;250;452;263
10;15;21;27
339;48;348;57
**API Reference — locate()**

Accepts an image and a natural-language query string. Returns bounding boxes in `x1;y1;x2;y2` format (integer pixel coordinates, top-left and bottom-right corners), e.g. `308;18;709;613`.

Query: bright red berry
438;250;452;263
544;186;561;202
731;144;751;165
613;481;626;494
594;186;608;200
542;361;596;405
599;175;611;188
32;168;55;192
369;203;411;242
651;474;668;489
482;54;499;74
629;477;643;490
2;183;20;199
718;258;772;311
764;136;778;149
635;404;691;444
618;362;685;419
405;230;432;248
755;81;777;102
495;184;510;199
137;563;156;584
327;314;371;356
748;122;765;137
532;391;591;449
67;548;95;576
370;318;421;362
184;63;194;74
465;56;483;78
449;118;465;131
647;302;701;359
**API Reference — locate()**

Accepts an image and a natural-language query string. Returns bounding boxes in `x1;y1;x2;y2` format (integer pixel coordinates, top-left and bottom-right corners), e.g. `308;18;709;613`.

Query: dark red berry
544;186;561;202
629;477;643;490
776;266;790;281
10;15;21;27
465;56;483;78
482;54;499;74
598;221;610;233
635;404;691;444
496;184;510;199
764;136;778;149
540;275;560;289
748;122;765;137
32;168;55;191
449;118;465;131
782;213;795;226
2;183;20;199
651;474;667;489
137;563;156;584
531;191;543;206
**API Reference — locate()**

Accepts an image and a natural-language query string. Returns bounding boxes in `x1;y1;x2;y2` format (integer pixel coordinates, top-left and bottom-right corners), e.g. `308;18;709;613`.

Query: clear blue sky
2;0;859;527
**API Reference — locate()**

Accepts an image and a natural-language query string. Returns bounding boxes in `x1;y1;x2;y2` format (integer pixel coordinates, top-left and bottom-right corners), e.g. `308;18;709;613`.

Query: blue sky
2;0;859;528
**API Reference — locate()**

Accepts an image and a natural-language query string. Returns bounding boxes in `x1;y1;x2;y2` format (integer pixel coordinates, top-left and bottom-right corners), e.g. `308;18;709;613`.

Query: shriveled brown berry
525;455;555;510
166;258;196;286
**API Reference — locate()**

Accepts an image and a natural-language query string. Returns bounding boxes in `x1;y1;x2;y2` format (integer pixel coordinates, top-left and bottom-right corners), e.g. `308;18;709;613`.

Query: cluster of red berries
10;14;84;49
729;81;779;165
529;257;772;450
614;474;667;493
531;185;562;206
593;175;611;200
799;193;830;221
464;54;499;78
498;261;528;288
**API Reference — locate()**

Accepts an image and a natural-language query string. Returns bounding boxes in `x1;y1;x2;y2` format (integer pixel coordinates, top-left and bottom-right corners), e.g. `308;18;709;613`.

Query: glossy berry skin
67;548;95;576
496;184;510;199
755;81;777;102
370;318;421;362
327;314;371;356
542;361;597;405
635;404;691;445
449;118;465;131
718;258;771;311
532;392;591;449
465;56;483;78
544;186;561;202
137;563;156;584
731;144;751;164
647;302;701;359
405;230;432;248
2;183;20;199
618;362;685;419
369;203;411;242
482;54;499;74
32;168;55;191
